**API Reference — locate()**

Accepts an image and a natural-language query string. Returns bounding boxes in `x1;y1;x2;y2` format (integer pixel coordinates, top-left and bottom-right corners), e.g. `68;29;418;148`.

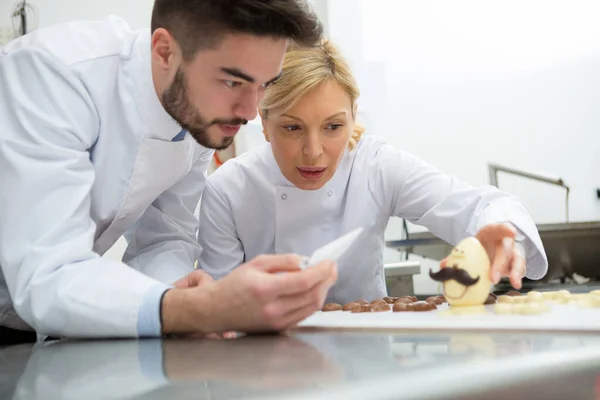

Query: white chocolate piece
441;237;492;307
555;291;571;304
494;302;550;315
589;290;600;296
512;304;526;314
526;291;544;303
578;299;596;309
541;291;557;300
497;295;514;304
511;296;528;304
494;303;513;314
570;294;587;302
578;295;600;308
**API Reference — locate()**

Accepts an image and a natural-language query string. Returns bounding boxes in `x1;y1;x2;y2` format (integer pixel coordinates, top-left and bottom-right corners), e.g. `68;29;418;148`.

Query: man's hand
160;254;337;336
207;254;337;333
170;269;239;339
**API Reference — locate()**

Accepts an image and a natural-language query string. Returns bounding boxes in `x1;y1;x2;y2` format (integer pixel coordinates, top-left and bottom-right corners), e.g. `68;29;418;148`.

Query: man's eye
262;79;278;89
223;80;242;88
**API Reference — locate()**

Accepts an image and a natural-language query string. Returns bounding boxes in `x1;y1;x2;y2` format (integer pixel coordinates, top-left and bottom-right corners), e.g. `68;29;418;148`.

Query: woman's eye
283;125;301;132
327;123;343;131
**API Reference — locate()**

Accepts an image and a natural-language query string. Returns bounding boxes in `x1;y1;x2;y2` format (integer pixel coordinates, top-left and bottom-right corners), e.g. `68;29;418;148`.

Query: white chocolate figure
429;237;492;307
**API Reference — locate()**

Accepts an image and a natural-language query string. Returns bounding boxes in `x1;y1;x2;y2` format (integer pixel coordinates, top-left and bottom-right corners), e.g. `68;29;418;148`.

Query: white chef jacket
198;135;547;304
0;16;213;337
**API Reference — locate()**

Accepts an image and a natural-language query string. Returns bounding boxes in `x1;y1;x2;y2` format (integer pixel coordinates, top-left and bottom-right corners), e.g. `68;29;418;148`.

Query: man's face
160;33;287;150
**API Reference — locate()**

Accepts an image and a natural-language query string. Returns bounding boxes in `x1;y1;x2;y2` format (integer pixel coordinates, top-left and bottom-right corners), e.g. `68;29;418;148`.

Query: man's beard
162;69;247;150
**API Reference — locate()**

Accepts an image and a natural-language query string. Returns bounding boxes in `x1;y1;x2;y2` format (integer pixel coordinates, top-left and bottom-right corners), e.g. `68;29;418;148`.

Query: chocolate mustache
429;265;480;286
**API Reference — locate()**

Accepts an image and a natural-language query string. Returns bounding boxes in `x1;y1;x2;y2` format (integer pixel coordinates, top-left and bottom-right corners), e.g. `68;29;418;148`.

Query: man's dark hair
151;0;323;60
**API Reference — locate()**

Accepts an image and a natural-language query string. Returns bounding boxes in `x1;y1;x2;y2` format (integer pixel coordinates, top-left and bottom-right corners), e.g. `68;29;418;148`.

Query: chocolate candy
370;299;388;307
412;301;437;311
357;300;369;305
343;302;361;312
393;301;437;312
426;296;444;305
322;303;342;311
372;303;391;312
505;290;522;297
351;303;372;313
383;296;399;304
394;297;412;305
484;293;497;305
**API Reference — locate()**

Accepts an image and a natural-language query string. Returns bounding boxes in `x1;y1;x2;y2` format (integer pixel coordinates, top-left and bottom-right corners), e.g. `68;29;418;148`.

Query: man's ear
259;110;270;142
151;28;182;71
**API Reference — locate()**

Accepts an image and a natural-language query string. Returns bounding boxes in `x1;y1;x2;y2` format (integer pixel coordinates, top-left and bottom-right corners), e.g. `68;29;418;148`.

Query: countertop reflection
2;330;600;400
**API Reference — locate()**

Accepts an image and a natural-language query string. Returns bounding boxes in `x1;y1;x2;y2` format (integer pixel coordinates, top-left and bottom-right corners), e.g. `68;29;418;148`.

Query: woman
197;40;547;304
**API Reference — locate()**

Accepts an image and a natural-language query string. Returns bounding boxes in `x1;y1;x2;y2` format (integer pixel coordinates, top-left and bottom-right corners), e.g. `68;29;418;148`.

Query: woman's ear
352;103;358;122
259;110;270;142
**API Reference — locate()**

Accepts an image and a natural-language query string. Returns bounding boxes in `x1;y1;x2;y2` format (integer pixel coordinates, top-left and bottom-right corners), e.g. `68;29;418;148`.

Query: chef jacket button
281;194;287;200
327;191;333;197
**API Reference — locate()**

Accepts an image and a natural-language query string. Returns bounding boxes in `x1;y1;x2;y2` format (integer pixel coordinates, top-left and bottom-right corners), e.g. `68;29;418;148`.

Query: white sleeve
0;48;164;337
197;180;245;280
122;147;214;284
368;141;548;280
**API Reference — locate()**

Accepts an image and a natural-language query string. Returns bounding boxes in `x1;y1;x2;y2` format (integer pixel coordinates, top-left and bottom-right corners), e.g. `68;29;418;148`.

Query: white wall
0;0;153;32
0;0;328;35
325;0;600;293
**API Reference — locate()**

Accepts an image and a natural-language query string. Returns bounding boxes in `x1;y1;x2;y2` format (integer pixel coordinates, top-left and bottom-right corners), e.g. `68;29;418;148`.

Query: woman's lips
297;166;327;180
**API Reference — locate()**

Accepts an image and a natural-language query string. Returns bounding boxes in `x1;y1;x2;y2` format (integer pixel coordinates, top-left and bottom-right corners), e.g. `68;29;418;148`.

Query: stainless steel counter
2;330;600;399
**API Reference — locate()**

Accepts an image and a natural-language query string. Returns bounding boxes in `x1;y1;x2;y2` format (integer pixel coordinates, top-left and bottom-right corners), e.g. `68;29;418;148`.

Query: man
0;0;337;345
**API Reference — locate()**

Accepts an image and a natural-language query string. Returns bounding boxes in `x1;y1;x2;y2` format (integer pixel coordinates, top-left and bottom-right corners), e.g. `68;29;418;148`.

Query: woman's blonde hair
259;40;365;150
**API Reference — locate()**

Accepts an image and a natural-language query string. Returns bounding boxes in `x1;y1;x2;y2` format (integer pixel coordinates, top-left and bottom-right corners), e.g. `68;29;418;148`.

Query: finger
205;333;225;340
509;254;526;290
251;254;304;273
269;260;336;297
266;277;332;320
172;270;214;289
274;300;324;331
490;237;514;284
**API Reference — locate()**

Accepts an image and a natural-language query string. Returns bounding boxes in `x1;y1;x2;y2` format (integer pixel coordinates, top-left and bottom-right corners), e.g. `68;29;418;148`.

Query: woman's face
263;80;354;190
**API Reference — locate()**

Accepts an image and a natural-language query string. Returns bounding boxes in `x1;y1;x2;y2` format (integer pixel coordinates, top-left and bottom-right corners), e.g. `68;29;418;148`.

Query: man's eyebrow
220;67;255;83
220;67;282;86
